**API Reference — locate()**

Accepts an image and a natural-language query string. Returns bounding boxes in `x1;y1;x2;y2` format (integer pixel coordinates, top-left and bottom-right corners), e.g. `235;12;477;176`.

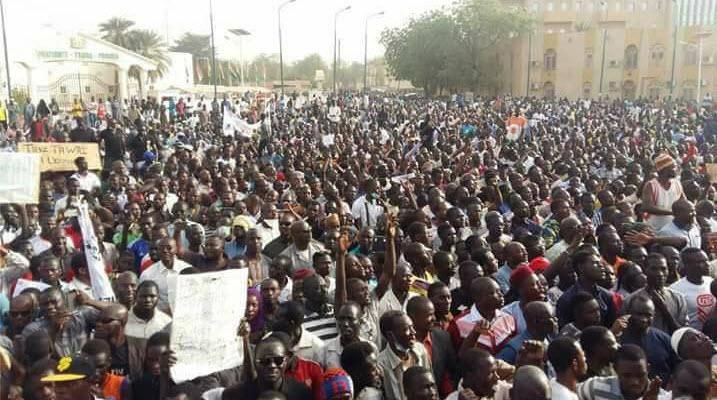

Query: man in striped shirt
302;273;338;341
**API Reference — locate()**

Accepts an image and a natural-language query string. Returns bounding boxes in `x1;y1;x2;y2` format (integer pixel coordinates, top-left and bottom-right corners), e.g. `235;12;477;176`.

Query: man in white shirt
547;336;585;400
139;237;191;314
125;280;171;340
670;248;715;330
656;199;702;249
377;310;431;400
70;157;101;193
351;179;385;229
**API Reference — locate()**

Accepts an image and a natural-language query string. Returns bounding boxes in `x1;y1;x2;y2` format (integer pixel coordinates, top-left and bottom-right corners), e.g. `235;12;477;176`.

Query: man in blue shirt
556;250;617;329
619;296;677;383
497;301;557;364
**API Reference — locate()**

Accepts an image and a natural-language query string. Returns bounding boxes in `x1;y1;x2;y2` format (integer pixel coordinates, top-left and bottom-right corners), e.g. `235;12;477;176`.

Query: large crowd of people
0;90;716;400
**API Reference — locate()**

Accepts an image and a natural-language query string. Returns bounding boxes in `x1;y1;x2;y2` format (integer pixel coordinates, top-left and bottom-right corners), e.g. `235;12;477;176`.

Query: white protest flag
223;106;261;138
0;153;40;204
170;268;248;383
77;204;115;301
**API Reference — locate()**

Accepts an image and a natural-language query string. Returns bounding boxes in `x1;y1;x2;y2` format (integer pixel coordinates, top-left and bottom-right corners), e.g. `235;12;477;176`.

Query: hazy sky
5;0;454;64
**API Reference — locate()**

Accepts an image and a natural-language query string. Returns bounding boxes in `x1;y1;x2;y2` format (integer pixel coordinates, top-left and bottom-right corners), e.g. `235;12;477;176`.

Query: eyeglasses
256;356;286;367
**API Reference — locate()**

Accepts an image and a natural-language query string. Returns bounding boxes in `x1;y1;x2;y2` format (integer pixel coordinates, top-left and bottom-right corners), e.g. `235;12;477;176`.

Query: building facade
505;0;717;99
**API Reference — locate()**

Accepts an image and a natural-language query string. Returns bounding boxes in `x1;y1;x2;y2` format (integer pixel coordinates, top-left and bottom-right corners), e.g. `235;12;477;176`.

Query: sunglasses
97;317;121;324
256;356;286;367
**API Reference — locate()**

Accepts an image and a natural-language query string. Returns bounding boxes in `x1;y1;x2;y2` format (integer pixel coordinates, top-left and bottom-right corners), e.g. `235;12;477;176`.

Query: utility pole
278;0;296;97
526;32;532;96
334;5;351;93
696;31;712;104
0;0;10;101
669;0;679;97
209;0;218;100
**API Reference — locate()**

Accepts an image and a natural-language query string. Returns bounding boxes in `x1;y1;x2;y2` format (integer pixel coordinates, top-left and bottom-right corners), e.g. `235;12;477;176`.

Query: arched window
624;45;639;69
544;49;557;70
623;80;637;99
544;82;556;98
650;45;665;65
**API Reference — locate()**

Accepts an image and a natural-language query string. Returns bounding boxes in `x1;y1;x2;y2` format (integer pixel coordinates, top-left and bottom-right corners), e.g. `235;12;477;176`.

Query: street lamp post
598;1;608;98
334;5;351;94
364;11;384;92
209;0;218;100
0;0;10;101
229;29;251;89
278;0;296;97
696;32;712;104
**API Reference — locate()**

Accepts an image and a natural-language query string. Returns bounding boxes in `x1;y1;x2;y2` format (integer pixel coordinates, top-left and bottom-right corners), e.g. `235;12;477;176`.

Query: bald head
101;303;129;325
290;221;312;248
511;366;550;400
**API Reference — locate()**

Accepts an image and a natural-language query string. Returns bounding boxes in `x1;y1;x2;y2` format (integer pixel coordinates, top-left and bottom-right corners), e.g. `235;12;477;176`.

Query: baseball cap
41;355;95;382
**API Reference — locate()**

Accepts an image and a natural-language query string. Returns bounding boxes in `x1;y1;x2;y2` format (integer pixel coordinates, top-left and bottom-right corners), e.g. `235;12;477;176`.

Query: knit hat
293;268;315;281
528;256;551;273
509;264;535;288
654;154;676;172
321;368;354;400
232;215;254;231
671;326;700;356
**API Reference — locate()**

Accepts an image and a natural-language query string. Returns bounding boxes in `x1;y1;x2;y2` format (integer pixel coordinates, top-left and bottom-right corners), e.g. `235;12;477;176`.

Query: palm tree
170;33;212;58
98;17;135;48
126;29;171;81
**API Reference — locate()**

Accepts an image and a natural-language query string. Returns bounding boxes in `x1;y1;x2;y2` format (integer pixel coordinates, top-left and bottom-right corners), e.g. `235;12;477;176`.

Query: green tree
380;10;460;94
170;33;212;58
451;0;533;92
127;30;171;80
98;17;135;48
380;0;532;94
288;53;328;84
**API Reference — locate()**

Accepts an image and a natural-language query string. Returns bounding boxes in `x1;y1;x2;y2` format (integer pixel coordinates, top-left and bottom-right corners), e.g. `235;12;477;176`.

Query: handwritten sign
17;143;101;172
0;153;41;203
170;269;248;383
707;164;717;183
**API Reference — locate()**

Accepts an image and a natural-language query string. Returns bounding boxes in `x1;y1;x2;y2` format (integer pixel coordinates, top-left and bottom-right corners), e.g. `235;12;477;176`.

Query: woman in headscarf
247;287;266;344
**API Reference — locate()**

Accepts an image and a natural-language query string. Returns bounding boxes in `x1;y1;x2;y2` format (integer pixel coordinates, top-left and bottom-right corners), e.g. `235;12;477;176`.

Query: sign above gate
35;50;119;62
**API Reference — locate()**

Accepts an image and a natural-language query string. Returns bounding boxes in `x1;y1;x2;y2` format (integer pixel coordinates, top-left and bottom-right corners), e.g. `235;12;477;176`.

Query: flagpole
209;0;218;100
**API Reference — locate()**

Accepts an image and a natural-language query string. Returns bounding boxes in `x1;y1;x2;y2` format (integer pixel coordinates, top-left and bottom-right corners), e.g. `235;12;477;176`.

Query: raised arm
374;216;397;300
334;230;350;311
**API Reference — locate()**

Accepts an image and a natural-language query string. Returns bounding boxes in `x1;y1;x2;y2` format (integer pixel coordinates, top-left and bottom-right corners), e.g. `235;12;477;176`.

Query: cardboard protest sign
18;142;101;172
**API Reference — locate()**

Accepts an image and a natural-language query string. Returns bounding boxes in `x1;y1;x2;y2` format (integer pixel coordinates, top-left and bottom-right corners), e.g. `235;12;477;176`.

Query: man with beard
302;273;337;341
